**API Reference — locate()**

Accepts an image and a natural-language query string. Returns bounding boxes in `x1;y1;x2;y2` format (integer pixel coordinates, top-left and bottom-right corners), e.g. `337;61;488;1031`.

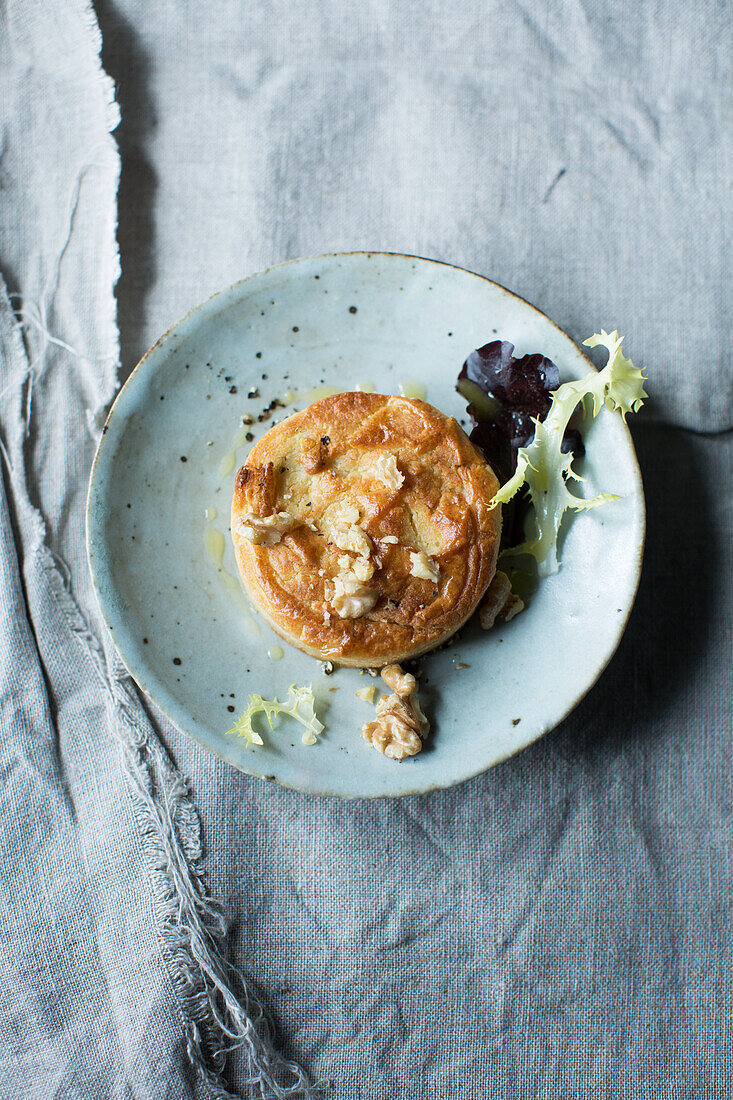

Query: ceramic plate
86;253;644;798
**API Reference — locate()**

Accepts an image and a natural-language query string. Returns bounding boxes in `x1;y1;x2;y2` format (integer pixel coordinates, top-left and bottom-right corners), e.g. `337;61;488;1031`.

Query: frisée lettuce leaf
491;330;647;576
226;683;324;747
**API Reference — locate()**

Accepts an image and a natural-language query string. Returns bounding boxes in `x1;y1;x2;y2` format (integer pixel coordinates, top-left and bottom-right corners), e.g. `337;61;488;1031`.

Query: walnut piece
332;522;373;558
299;435;331;473
337;553;374;583
331;570;377;619
409;550;440;582
381;664;416;697
329;501;360;526
502;593;525;622
370;452;404;491
235;463;278;515
351;556;375;583
479;570;524;629
362;663;429;761
236;511;297;546
363;695;427;761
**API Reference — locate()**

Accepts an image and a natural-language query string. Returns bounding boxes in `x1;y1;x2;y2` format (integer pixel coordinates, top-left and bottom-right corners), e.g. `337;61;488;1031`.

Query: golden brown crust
231;392;502;666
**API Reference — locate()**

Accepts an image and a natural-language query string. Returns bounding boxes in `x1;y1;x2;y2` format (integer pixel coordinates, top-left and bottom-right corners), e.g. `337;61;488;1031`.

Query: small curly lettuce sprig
226;683;324;747
492;330;647;576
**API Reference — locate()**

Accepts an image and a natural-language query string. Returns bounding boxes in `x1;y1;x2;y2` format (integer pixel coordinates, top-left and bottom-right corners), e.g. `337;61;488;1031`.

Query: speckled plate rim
86;251;645;798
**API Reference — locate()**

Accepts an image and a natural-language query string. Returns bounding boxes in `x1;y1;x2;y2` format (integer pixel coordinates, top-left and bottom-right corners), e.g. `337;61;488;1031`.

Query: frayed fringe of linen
70;4;319;1091
0;14;317;1078
34;521;322;1099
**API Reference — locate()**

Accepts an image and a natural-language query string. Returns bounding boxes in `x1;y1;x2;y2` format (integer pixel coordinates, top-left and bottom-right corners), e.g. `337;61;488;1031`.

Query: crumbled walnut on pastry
236;512;297;546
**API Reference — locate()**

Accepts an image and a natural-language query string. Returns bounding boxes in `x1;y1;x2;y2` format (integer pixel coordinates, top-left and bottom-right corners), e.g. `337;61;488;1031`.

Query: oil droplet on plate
355;380;376;393
301;384;342;402
205;506;218;522
219;568;261;635
230;425;253;451
267;645;284;661
218;452;236;479
204;527;225;567
398;379;427;400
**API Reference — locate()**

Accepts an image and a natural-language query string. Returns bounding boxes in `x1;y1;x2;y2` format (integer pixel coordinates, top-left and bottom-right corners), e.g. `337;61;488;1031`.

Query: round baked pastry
231;392;502;666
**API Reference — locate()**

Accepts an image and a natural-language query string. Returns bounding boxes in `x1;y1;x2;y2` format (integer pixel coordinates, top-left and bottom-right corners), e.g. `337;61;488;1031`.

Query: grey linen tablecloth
1;1;731;1097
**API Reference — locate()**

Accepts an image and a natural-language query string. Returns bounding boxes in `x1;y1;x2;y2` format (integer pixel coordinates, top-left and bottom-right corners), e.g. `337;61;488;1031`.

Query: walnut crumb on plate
362;664;429;761
479;571;525;630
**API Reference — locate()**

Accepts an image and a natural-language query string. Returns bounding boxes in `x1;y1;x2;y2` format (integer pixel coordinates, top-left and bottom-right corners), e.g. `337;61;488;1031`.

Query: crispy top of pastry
231;392;501;666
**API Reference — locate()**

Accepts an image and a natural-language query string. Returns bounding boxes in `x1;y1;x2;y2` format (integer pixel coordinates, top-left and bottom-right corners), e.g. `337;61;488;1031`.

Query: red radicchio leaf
457;340;584;546
461;341;559;446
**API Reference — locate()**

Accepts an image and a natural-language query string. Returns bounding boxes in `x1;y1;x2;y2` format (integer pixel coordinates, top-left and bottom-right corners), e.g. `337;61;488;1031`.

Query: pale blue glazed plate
86;253;644;798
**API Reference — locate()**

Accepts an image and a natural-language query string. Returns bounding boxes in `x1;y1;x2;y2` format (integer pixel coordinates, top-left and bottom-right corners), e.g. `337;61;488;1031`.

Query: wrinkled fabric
104;0;732;431
0;3;312;1098
0;2;202;1092
2;0;733;1097
209;423;733;1096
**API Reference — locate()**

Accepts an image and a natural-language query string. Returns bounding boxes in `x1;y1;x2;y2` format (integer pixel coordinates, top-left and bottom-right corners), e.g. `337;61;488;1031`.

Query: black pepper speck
349;305;357;314
180;456;187;462
229;385;238;394
173;657;182;666
227;705;235;713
